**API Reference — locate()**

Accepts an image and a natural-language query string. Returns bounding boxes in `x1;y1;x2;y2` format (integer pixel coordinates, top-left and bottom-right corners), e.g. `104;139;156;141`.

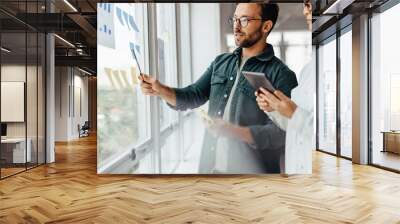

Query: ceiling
2;0;391;73
0;0;97;74
311;0;391;44
0;1;309;75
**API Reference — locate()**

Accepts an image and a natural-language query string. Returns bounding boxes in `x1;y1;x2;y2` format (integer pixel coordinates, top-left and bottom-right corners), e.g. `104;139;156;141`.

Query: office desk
381;131;400;154
1;138;31;164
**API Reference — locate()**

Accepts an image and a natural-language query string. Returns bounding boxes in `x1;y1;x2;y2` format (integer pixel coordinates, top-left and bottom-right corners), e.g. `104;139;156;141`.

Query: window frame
99;3;194;174
368;0;400;173
0;1;47;180
315;23;353;160
97;3;153;173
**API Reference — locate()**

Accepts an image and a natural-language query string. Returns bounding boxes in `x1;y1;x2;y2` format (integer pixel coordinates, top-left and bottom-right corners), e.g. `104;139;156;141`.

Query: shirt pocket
210;73;227;85
210;73;227;94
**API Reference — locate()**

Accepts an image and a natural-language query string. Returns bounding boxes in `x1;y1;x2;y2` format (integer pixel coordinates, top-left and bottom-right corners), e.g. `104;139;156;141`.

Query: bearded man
139;3;298;173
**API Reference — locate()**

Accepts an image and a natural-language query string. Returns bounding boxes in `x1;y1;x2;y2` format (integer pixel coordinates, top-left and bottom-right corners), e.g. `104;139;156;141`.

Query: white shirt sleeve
284;106;314;175
265;111;288;131
288;107;314;141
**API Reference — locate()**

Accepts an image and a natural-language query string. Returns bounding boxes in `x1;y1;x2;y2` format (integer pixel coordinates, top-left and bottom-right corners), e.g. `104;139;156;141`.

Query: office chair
79;121;90;138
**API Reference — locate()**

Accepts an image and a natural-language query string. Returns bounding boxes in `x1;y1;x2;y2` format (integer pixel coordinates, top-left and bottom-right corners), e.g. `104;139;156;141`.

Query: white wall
75;74;89;122
1;66;26;138
190;3;222;81
55;66;68;141
1;63;46;163
1;65;34;138
55;67;89;141
72;73;89;138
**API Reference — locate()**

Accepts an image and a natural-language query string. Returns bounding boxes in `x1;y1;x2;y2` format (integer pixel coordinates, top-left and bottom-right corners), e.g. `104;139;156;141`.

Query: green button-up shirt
170;44;298;173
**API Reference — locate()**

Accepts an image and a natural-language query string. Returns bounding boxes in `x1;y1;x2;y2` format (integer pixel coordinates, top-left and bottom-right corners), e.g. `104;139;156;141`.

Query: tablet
242;71;276;92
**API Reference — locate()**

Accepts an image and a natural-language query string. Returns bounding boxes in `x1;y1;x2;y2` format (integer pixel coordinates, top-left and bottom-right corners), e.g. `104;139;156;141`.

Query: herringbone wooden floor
1;135;400;224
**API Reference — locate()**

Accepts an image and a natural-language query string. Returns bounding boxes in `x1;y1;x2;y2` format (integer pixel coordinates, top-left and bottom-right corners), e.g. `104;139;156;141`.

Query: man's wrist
158;84;172;98
158;84;177;106
288;104;298;119
157;83;167;96
231;125;254;145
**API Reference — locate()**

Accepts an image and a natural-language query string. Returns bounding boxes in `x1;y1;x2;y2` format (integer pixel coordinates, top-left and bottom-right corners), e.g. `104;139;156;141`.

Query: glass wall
317;37;337;154
339;28;352;158
1;32;28;177
38;33;45;165
157;4;178;130
27;31;38;169
178;3;196;161
371;3;400;171
0;0;46;179
98;3;201;174
156;3;180;173
97;3;151;171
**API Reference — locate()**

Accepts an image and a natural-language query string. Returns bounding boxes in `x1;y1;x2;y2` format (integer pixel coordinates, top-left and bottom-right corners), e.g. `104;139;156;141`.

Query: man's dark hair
257;3;279;33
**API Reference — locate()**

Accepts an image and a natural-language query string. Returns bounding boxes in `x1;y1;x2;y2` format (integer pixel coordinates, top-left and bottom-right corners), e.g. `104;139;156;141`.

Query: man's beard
235;26;264;48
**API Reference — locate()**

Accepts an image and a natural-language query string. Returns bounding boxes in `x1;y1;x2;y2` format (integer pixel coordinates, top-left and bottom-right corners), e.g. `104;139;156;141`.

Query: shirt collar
233;43;275;62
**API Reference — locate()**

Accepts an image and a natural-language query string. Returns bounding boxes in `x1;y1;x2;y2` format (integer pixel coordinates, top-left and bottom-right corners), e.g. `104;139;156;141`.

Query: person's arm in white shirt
265;111;288;131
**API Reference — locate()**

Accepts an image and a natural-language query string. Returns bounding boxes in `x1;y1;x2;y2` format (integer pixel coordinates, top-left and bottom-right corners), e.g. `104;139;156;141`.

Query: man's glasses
228;17;263;28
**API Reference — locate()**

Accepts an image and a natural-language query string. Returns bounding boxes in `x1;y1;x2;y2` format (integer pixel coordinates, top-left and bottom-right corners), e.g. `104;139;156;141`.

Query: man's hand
138;74;162;96
204;118;254;144
138;74;177;106
258;88;297;119
205;118;231;138
255;90;274;112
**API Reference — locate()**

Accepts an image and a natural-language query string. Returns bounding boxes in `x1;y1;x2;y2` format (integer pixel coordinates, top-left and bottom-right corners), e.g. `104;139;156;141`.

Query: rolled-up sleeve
167;61;214;111
265;111;288;131
288;107;314;141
